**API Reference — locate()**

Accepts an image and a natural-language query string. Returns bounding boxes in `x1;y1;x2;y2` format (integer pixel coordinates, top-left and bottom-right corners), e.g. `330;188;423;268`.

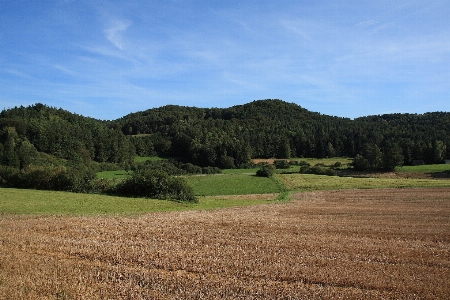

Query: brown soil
1;188;449;299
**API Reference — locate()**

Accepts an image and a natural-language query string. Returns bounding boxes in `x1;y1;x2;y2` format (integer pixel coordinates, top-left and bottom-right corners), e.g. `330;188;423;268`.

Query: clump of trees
300;164;337;176
273;160;291;169
0;164;95;192
133;159;221;176
352;143;404;171
256;163;276;178
113;170;197;203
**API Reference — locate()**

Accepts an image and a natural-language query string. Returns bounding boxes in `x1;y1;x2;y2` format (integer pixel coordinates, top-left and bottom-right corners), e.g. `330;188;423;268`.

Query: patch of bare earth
1;188;449;299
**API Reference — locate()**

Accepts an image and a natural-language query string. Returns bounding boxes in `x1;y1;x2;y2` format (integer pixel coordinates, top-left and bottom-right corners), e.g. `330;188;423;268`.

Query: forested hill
1;100;450;169
0;103;135;168
114;99;449;167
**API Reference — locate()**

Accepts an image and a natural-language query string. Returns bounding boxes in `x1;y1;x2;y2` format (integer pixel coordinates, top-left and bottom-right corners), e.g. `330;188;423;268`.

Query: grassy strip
397;164;450;173
0;188;277;216
222;168;259;174
271;174;291;201
184;173;282;196
279;173;450;191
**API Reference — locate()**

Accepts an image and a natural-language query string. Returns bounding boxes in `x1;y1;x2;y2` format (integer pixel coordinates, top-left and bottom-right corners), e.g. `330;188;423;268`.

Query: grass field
397;163;450;173
1;188;449;299
185;173;282;196
0;188;278;215
280;173;450;191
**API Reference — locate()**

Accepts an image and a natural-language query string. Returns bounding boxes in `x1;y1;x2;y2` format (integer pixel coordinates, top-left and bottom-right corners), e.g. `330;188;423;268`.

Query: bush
202;166;222;174
298;161;311;167
274;160;291;169
114;170;197;202
300;165;337;176
220;156;236;169
181;163;202;174
352;154;370;171
256;163;276;178
0;164;100;193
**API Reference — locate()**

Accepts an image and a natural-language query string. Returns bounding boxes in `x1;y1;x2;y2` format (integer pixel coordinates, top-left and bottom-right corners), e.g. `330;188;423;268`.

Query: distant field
184;173;282;196
397;163;450;173
1;188;449;299
280;173;450;191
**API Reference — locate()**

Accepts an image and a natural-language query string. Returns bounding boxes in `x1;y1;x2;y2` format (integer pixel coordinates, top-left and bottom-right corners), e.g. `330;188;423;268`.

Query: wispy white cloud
104;19;132;50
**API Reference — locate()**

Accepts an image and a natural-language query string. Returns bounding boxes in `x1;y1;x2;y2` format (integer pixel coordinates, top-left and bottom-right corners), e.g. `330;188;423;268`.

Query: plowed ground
1;188;449;299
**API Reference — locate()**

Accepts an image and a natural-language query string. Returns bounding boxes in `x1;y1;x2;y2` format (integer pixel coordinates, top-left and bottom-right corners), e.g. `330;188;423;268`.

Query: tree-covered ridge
1;100;449;171
0;103;135;167
115;99;449;166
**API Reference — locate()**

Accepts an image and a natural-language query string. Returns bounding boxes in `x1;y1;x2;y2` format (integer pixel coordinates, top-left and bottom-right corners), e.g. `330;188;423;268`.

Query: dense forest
0;99;449;197
114;99;450;167
1;100;449;169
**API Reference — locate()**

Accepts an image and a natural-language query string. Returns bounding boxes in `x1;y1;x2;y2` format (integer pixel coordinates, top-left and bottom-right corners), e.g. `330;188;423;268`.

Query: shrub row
0;165;95;192
0;164;197;203
300;165;337;176
112;170;197;202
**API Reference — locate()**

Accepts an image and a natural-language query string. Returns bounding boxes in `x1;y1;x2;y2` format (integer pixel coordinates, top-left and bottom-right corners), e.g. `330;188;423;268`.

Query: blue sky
1;0;449;120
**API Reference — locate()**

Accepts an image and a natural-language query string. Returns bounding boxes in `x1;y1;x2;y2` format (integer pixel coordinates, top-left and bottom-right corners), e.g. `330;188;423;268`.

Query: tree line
0;100;449;197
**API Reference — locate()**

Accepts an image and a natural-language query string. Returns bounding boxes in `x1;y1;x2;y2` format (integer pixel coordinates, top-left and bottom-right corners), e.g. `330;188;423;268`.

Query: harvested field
1;188;450;299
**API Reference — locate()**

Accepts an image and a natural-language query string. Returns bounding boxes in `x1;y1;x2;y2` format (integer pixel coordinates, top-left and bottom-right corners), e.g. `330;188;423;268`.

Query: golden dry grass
1;188;449;299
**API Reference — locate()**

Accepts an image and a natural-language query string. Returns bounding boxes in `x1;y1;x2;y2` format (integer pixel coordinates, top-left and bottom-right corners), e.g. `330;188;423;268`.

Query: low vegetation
280;173;450;191
185;173;282;196
256;163;276;177
0;188;278;215
113;169;197;202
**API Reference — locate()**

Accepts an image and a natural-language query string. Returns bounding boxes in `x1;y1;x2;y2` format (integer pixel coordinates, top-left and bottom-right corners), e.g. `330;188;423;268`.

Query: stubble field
1;188;450;299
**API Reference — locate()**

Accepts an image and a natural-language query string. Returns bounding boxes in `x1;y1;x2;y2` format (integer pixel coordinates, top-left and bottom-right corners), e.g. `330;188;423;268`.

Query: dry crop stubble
1;188;449;299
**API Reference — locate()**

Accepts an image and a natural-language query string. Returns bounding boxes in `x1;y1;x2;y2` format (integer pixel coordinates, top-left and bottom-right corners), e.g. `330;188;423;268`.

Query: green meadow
0;188;276;216
397;164;450;173
2;158;450;216
279;173;450;191
184;173;282;196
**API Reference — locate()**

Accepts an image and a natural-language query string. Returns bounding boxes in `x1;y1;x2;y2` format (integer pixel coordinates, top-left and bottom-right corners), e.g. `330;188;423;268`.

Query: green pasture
4;157;450;216
222;168;259;174
279;173;450;191
0;188;276;216
397;164;450;173
185;173;282;196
